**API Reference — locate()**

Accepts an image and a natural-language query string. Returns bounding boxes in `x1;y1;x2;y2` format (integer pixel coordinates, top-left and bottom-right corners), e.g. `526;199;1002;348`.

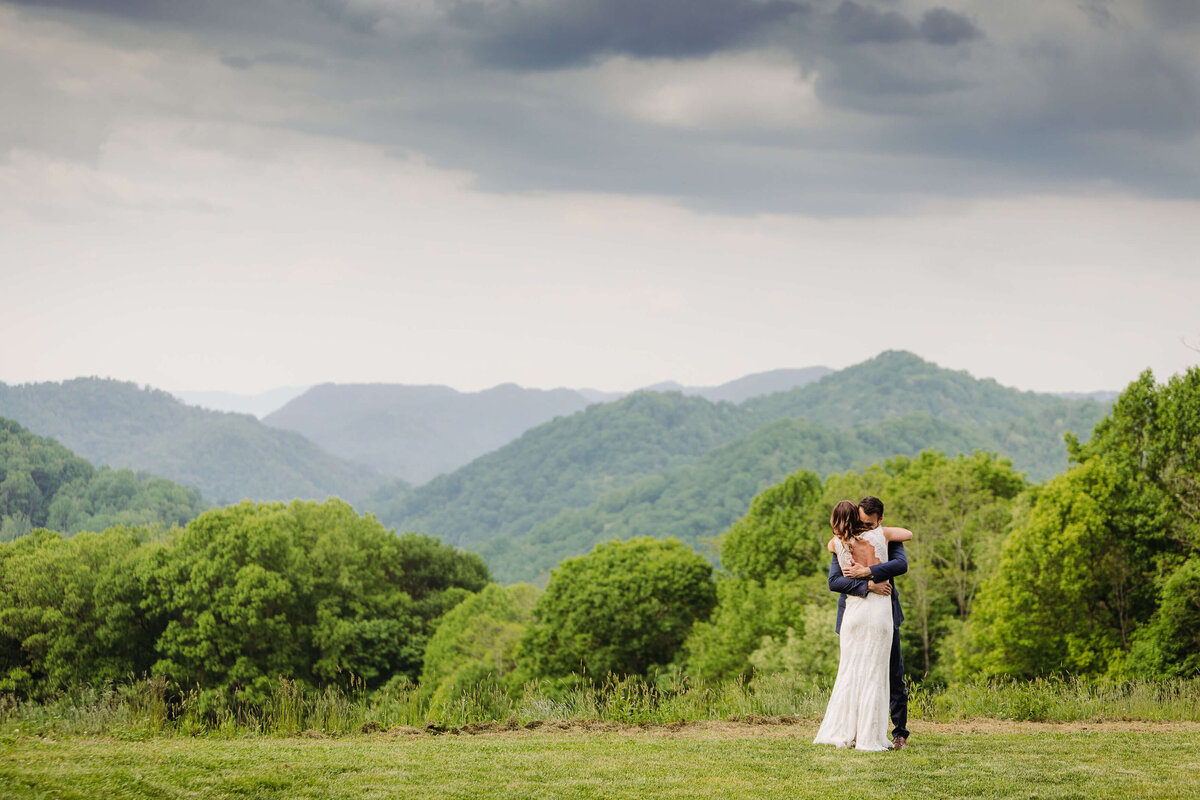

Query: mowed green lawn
3;722;1198;800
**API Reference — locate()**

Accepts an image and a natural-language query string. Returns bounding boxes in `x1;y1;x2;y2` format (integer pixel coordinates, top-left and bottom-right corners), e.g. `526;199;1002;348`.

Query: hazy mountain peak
264;382;596;484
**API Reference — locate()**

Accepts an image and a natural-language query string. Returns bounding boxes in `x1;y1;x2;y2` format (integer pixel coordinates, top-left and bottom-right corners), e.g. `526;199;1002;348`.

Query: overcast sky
2;0;1198;395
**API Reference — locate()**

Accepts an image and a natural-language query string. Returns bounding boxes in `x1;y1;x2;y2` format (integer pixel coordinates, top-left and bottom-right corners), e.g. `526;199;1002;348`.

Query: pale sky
2;0;1198;395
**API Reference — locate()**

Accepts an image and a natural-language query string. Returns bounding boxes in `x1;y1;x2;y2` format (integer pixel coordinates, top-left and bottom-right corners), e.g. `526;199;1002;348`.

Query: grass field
3;720;1199;799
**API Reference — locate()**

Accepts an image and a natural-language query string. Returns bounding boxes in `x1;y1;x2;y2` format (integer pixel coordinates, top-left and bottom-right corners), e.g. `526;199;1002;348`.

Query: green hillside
369;352;1111;578
263;383;595;484
480;399;1117;583
478;414;991;582
0;379;387;504
365;391;759;547
0;417;206;540
744;350;1110;430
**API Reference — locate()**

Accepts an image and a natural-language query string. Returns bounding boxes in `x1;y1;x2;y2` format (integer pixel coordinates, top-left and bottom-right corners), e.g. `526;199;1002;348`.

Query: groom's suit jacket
828;541;907;633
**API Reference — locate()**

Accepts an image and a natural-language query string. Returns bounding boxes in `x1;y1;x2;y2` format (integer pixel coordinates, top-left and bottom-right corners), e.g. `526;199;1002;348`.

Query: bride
813;500;913;751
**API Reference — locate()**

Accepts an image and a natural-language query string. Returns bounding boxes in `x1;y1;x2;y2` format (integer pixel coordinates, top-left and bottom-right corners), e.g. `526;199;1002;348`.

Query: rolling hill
364;390;760;547
0;417;207;540
0;379;387;505
263;367;833;485
263;383;596;484
366;352;1112;580
742;350;1107;429
478;409;1101;583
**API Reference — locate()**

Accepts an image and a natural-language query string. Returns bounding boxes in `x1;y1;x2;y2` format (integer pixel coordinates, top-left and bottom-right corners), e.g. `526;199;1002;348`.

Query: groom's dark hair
859;496;884;518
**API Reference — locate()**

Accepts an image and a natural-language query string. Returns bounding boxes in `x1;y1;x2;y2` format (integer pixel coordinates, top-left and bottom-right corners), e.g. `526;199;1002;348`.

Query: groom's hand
867;580;892;596
844;560;873;579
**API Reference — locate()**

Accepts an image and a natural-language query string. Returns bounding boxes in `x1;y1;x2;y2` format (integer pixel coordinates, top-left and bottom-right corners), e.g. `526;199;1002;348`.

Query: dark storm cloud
450;0;808;70
4;0;1199;214
822;2;980;48
917;8;980;46
830;1;917;44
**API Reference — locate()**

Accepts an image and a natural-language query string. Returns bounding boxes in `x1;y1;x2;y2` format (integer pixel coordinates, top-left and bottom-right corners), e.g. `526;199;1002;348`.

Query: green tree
521;538;716;679
0;527;158;696
961;460;1130;677
681;575;821;682
881;451;1025;678
748;603;841;681
150;500;487;704
680;468;829;682
420;583;541;704
965;367;1200;679
719;470;824;583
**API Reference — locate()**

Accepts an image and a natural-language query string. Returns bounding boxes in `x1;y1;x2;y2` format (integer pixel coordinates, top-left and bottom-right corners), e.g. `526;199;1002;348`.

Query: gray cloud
918;7;980;45
452;0;809;70
3;0;1198;215
831;1;917;44
220;54;253;70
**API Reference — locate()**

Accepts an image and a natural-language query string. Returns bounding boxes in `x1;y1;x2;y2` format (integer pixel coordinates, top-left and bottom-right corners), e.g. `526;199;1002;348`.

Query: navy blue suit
828;540;909;740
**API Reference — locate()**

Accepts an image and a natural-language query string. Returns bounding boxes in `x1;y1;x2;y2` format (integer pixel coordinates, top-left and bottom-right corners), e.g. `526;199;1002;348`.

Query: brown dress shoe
892;736;907;750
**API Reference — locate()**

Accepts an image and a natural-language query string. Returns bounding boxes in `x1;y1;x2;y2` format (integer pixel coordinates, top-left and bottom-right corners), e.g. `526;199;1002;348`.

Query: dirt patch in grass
359;716;1200;741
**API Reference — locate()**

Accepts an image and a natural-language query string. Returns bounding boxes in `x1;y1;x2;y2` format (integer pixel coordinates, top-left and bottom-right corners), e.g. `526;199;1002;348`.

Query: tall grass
909;675;1200;723
3;673;1198;740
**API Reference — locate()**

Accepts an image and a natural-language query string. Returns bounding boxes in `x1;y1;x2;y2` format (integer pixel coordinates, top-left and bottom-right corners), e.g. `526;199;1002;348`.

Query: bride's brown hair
831;500;865;546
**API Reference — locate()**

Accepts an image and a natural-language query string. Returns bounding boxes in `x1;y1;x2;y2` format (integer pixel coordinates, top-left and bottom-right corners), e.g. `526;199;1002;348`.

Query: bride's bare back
849;536;880;567
827;526;914;563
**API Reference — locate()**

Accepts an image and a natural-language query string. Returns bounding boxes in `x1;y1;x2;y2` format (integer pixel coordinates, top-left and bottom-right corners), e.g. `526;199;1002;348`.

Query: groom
827;495;910;750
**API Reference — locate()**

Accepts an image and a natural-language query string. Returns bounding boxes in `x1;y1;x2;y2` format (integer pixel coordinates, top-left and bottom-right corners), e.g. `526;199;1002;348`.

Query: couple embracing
813;496;911;751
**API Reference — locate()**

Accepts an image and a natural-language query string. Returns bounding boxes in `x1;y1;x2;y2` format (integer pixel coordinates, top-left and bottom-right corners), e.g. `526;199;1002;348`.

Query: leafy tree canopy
420;582;541;704
521;538;716;680
966;367;1200;679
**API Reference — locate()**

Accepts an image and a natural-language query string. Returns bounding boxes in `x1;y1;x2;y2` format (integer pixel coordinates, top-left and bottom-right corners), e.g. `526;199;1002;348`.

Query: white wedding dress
813;526;894;751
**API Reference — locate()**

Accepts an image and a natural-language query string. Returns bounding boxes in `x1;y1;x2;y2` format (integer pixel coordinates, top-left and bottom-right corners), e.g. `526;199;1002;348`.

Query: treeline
964;367;1200;678
0;418;206;542
0;500;487;705
1;365;1194;710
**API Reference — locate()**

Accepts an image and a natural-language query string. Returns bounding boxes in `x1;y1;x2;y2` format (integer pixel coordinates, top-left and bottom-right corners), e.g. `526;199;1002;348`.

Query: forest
0;419;206;542
1;362;1196;715
369;351;1112;581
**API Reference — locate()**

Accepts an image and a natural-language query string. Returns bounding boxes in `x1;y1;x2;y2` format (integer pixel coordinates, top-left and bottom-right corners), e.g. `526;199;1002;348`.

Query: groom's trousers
890;627;909;739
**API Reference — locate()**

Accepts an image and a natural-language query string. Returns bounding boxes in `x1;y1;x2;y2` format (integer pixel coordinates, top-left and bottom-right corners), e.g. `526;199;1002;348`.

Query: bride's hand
844;560;873;579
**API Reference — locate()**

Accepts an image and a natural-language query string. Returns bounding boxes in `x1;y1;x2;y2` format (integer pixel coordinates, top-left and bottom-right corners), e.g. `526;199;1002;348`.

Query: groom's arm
828;554;869;597
868;541;908;583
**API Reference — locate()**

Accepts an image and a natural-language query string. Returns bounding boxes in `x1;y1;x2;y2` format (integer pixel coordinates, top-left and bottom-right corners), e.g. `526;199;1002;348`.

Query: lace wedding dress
813;526;894;751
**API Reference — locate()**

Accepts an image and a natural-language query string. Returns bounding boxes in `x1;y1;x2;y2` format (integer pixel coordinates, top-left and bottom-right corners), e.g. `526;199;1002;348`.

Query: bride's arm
882;526;913;542
826;537;837;553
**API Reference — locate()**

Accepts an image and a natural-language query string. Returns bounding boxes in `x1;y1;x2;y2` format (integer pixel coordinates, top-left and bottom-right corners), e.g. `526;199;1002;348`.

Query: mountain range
1;352;1115;583
362;351;1112;581
261;367;832;483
